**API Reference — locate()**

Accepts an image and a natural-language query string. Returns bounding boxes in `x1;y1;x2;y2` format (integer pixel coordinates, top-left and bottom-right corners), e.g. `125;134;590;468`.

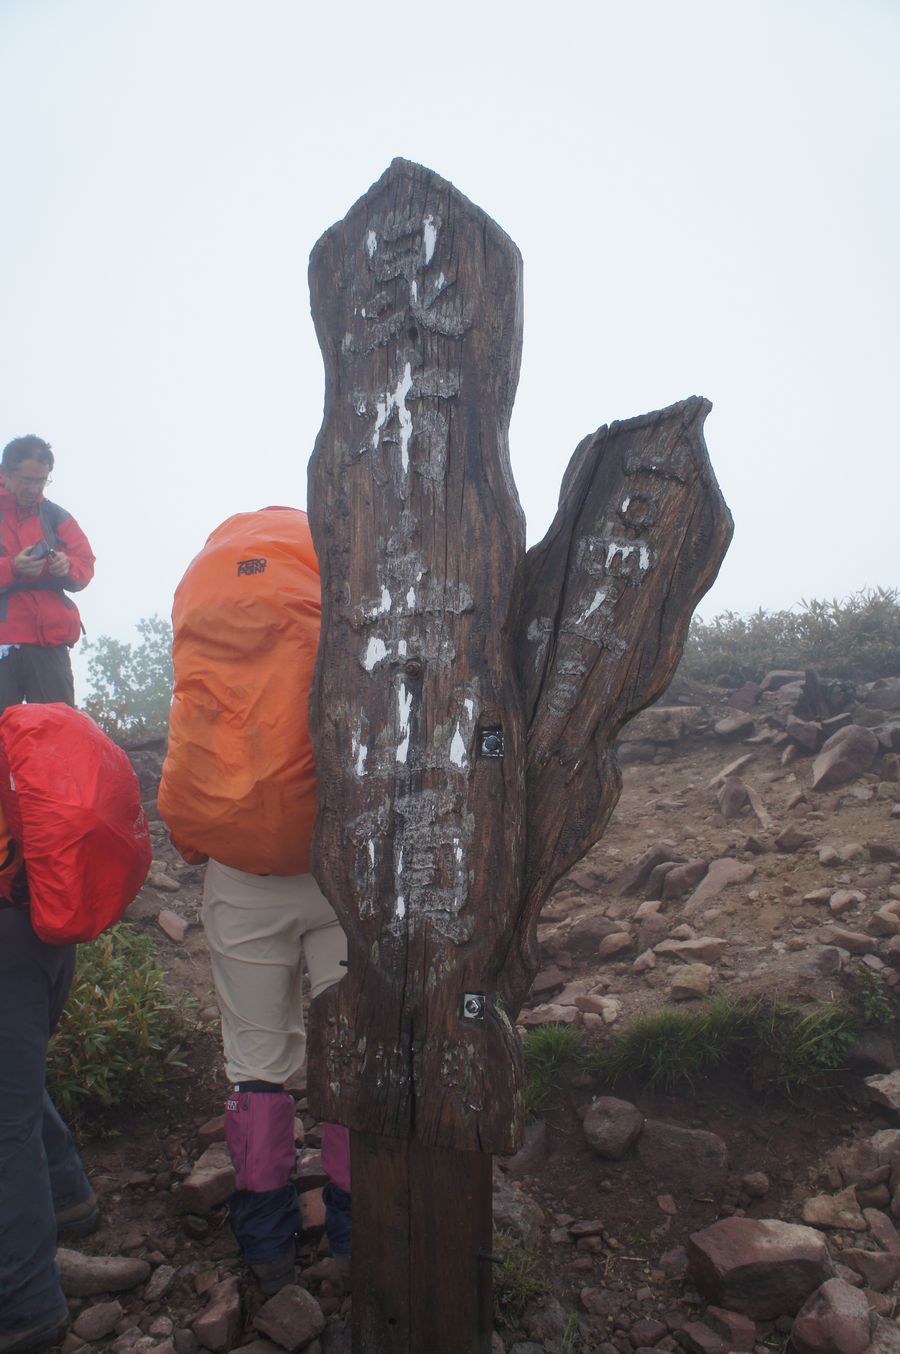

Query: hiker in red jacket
0;435;95;711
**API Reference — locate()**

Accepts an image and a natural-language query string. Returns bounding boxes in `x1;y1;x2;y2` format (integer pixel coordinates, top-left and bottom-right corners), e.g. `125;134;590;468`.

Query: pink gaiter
224;1088;296;1192
320;1122;351;1194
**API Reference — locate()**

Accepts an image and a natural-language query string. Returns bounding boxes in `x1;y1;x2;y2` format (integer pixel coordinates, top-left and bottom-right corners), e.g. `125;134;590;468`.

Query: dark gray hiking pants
0;644;75;713
0;905;90;1330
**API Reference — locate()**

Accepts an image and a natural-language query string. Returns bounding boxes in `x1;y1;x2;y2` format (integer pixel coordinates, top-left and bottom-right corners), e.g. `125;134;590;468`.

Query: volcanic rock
254;1285;325;1352
686;1217;834;1318
669;963;713;1000
637;1120;727;1200
685;858;755;908
191;1276;242;1353
801;1186;866;1231
582;1097;644;1159
791;1277;871;1354
57;1249;151;1297
811;726;879;791
179;1143;235;1212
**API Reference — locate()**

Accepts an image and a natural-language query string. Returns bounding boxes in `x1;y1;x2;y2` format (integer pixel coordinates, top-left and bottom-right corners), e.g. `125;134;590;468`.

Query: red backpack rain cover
0;703;152;944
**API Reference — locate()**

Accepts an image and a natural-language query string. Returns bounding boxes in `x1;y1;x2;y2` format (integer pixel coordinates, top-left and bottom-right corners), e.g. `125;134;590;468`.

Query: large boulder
811;726;879;791
686;1217;834;1318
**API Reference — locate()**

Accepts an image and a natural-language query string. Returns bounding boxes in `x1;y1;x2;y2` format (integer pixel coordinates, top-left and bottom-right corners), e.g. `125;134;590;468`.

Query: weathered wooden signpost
307;159;733;1353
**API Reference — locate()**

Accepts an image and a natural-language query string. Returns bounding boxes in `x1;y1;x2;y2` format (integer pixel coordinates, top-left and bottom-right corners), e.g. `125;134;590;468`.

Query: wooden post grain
306;159;733;1352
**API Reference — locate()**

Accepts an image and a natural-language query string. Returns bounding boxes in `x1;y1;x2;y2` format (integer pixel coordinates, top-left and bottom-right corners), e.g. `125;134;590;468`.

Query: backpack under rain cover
158;508;321;875
0;702;152;944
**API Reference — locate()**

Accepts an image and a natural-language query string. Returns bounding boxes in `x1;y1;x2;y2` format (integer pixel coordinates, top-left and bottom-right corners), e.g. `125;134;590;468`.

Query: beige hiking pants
202;860;347;1086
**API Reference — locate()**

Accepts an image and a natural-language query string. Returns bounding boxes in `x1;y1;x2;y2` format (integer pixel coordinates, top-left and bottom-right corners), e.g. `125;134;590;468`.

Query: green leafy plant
679;587;900;685
493;1233;548;1320
758;1003;859;1096
48;924;187;1123
81;614;173;740
854;966;895;1026
522;1022;584;1118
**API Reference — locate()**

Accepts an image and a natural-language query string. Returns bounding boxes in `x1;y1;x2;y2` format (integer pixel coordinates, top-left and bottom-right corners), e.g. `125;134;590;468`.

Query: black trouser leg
0;909;84;1330
20;646;75;706
0;649;26;714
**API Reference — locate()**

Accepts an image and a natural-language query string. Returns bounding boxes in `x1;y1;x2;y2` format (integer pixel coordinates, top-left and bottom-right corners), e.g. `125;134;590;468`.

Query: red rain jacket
0;488;95;646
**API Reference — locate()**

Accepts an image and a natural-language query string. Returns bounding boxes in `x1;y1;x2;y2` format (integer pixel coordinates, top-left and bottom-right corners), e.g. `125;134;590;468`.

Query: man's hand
13;546;45;578
47;550;70;578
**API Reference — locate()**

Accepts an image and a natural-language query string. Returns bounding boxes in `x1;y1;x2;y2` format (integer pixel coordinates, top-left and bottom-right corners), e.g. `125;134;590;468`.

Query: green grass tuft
493;1233;548;1320
588;996;871;1097
590;997;757;1091
561;1312;582;1352
522;1022;584;1119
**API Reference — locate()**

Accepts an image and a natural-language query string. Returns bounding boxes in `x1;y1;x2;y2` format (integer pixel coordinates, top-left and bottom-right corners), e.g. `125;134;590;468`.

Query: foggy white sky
2;0;898;696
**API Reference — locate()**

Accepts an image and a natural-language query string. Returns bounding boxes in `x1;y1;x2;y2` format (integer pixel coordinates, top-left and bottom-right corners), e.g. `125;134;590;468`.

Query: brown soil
62;678;900;1350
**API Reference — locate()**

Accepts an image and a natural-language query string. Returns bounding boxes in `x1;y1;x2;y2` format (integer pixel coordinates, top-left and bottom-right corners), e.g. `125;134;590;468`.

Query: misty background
2;0;898;696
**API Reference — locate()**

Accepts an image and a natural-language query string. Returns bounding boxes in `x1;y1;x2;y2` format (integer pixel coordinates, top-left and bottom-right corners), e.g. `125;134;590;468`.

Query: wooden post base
350;1130;494;1353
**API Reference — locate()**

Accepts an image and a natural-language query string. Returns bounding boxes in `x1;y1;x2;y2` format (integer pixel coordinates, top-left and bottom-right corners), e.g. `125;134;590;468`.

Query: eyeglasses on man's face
9;471;52;488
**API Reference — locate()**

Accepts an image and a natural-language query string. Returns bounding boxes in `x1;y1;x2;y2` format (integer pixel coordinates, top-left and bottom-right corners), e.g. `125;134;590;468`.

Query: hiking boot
249;1252;297;1296
55;1189;100;1238
0;1305;69;1352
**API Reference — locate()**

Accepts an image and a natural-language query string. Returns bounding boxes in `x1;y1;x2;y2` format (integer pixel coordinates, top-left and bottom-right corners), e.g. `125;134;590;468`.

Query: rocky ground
54;671;900;1353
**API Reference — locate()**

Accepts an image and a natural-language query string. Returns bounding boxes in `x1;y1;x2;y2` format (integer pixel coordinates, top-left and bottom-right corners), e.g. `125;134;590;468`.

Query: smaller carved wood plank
307;159;528;1154
502;397;733;1011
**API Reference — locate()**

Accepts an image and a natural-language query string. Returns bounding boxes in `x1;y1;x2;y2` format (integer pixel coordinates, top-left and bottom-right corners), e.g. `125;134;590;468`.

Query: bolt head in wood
479;728;504;758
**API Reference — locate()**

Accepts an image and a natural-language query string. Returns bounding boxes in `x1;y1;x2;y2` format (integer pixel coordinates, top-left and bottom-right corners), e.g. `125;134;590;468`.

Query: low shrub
48;924;187;1124
679;587;900;685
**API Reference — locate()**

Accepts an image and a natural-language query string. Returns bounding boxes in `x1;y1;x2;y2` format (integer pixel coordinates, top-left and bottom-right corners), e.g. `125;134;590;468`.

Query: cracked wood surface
503;398;734;1012
306;160;733;1156
307;159;527;1153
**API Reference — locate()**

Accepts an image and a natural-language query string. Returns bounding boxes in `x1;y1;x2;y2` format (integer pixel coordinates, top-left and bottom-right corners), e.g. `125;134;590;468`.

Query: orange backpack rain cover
0;703;152;944
158;508;320;875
